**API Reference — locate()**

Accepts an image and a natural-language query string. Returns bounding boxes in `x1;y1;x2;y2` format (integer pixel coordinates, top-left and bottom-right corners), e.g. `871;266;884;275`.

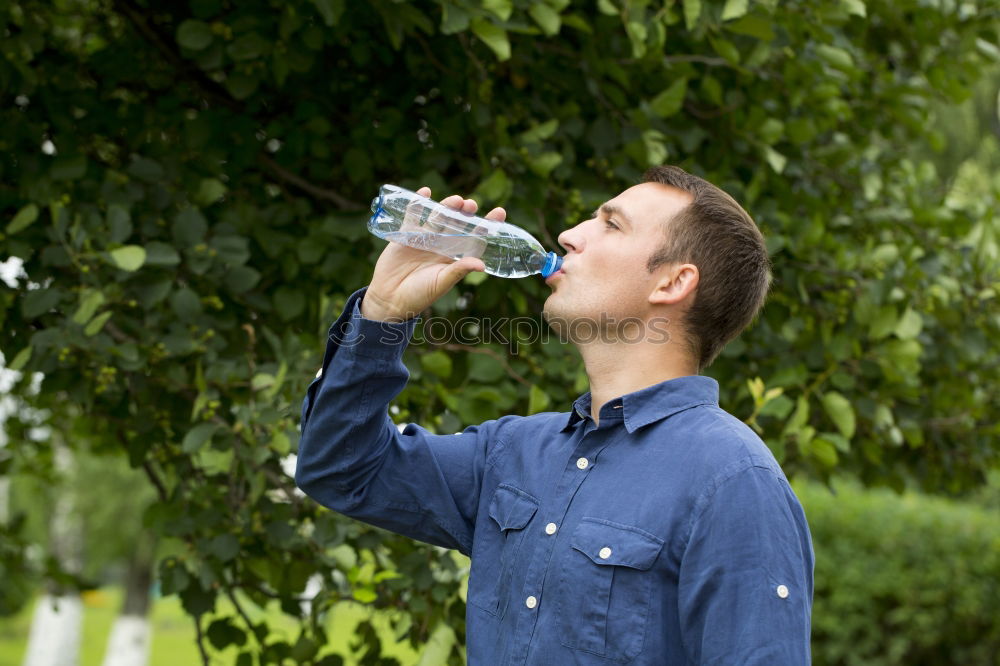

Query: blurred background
1;0;998;664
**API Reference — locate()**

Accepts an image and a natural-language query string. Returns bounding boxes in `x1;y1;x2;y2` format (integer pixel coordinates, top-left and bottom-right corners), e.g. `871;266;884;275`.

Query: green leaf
725;15;776;41
171;288;203;321
177;20;213;50
109;245;147;272
624;21;647;58
291;637;319;662
894;308;923;340
274;286;306;321
210;235;250;265
529;4;561;36
183;423;218;453
527;152;563;177
51;155;87;181
84;311;113;336
310;0;345;26
721;0;749;21
180;582;216;617
225;72;261;100
6;204;39;234
22;289;61;318
173;207;208;246
207;618;247;650
440;4;471;34
785;395;810;434
194;178;227;206
470;18;511;61
869;305;898;340
519;119;559;145
764;146;787;173
683;0;702;31
817;44;855;72
710;36;740;64
482;0;513;21
224;266;261;294
528;384;551;414
842;0;866;17
821;391;856;439
207;534;240;562
145;242;181;267
473;169;512;202
421;350;453;378
107;205;132;243
807;436;839;467
227;33;268;61
649;78;688;118
596;0;618;15
8;346;32;371
72;289;106;325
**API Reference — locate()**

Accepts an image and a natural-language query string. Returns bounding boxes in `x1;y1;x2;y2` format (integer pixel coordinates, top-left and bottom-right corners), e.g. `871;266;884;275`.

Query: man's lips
544;268;565;284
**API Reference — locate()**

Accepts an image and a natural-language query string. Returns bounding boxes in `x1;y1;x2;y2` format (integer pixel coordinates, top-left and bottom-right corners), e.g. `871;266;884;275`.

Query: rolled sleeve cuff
330;287;419;362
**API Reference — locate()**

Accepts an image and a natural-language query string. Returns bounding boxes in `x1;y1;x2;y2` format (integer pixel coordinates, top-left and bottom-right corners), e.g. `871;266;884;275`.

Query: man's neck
577;339;698;425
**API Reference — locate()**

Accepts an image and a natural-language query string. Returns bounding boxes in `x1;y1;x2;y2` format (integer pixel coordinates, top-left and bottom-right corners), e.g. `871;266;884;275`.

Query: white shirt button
598;546;612;560
776;584;789;599
525;595;537;609
545;522;557;535
576;457;589;470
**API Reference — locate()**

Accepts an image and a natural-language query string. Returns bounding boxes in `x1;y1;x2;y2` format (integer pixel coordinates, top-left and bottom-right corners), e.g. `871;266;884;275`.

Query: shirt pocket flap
488;484;539;532
571;518;664;570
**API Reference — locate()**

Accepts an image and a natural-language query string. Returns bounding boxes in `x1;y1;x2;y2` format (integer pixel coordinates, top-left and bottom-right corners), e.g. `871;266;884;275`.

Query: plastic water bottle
368;184;563;278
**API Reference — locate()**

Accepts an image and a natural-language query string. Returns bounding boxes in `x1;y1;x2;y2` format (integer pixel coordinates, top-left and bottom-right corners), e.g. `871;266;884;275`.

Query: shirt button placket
576;457;589;470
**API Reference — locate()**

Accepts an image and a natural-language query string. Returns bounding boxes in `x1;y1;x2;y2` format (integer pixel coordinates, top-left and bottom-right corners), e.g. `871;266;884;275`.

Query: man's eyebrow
592;203;633;229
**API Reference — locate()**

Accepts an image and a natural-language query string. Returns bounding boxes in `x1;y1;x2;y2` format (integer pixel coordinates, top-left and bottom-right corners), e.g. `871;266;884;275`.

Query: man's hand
361;187;506;322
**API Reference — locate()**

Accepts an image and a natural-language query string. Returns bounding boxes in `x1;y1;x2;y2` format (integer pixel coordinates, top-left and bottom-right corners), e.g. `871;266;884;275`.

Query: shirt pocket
558;517;664;661
468;484;539;617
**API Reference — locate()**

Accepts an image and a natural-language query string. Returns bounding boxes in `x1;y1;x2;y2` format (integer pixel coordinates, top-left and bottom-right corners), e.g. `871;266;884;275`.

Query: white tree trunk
21;595;83;666
22;443;83;666
101;615;150;666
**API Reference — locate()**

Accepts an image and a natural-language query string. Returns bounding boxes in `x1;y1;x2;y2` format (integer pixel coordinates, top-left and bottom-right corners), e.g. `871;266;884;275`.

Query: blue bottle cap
540;252;563;277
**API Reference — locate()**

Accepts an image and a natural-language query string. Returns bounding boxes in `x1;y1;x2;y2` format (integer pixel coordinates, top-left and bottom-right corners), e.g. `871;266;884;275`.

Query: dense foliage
2;0;998;661
799;480;1000;665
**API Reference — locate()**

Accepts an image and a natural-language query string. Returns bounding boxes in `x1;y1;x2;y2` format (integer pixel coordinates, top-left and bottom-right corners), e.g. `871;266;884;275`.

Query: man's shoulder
669;403;786;480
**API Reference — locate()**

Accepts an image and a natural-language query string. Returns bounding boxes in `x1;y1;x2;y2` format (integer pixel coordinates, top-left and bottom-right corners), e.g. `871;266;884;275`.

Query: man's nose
558;223;584;253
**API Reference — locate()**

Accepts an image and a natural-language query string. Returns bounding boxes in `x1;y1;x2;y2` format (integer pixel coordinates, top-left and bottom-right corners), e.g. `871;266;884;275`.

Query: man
296;166;814;664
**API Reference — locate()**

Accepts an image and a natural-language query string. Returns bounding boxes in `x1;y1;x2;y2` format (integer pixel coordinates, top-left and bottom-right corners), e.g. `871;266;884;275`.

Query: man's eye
605;219;619;230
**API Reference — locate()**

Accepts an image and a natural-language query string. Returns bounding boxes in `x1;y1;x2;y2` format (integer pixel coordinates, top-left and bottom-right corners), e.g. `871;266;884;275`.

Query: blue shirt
296;288;814;665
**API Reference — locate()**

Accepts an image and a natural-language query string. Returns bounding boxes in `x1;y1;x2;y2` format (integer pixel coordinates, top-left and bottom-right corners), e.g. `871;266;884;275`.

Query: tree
2;0;998;662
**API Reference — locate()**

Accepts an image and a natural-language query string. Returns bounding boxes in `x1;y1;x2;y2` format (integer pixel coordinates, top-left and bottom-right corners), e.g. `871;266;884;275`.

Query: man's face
542;182;693;335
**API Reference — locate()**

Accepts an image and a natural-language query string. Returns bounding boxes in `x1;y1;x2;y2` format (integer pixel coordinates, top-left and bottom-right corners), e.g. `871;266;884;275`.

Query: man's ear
648;263;699;306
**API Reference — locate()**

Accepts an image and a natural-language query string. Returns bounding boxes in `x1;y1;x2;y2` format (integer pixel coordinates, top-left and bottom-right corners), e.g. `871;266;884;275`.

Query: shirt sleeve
677;460;814;665
295;287;514;555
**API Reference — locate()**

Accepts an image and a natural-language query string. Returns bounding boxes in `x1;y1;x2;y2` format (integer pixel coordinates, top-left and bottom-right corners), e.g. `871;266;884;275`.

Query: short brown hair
643;165;771;370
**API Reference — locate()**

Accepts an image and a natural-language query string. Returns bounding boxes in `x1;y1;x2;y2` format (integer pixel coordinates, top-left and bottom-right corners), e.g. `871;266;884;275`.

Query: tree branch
112;0;361;210
257;155;361;210
193;615;210;666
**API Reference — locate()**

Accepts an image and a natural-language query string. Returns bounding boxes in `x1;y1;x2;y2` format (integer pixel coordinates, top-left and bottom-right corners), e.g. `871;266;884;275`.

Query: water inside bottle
382;230;545;278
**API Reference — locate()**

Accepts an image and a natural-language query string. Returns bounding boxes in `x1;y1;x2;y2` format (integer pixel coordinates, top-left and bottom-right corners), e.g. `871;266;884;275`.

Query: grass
0;587;421;665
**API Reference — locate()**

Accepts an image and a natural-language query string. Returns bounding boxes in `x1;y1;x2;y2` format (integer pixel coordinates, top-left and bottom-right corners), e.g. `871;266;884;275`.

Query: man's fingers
442;256;486;286
416;186;431;197
439;194;464;209
484;206;506;221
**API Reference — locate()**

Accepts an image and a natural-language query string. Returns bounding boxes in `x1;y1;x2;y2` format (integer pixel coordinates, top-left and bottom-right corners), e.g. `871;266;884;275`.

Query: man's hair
643;165;771;370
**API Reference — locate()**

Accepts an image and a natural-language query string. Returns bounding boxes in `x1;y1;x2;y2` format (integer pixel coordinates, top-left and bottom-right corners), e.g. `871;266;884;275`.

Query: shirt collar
561;375;719;433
